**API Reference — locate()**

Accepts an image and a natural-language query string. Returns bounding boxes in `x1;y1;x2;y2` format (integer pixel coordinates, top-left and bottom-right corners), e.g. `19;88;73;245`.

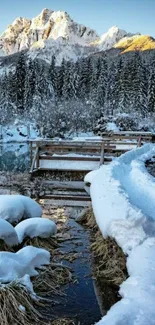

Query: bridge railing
29;132;154;174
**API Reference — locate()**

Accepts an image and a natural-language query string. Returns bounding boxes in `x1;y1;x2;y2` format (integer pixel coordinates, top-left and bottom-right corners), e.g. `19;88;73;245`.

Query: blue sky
0;0;154;37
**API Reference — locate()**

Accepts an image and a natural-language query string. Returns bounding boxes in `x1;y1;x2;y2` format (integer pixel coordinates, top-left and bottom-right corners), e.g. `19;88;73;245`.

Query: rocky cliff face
0;8;99;55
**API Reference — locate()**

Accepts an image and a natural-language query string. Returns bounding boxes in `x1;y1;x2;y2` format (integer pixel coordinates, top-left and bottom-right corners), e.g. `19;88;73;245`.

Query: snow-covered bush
0;246;50;283
115;114;139;131
0;195;42;224
15;218;57;244
0;219;18;246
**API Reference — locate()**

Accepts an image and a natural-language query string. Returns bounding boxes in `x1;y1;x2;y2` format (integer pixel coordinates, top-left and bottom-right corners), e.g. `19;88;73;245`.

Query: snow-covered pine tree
24;59;36;112
148;56;155;114
96;57;108;110
15;52;26;110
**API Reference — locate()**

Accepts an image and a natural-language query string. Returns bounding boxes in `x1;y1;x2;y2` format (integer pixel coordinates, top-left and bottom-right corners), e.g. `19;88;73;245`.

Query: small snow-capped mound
0;195;25;223
18;196;42;219
15;218;57;243
0;219;18;246
17;246;50;270
0;195;42;224
0;246;50;283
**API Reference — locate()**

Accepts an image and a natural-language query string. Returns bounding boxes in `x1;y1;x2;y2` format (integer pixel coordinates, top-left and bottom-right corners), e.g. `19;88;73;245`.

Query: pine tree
15;52;26;110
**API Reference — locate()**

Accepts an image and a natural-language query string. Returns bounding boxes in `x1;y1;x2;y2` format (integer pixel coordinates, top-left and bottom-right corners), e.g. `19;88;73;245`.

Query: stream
41;205;102;325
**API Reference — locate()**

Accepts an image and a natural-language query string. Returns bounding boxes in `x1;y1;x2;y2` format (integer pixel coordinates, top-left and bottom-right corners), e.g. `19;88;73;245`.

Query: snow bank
15;218;57;243
0;195;42;223
0;219;18;246
85;144;155;324
0;246;50;283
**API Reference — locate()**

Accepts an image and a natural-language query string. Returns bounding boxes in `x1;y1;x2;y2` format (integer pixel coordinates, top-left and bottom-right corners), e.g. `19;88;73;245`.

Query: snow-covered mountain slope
29;37;98;65
0;8;99;55
114;34;155;53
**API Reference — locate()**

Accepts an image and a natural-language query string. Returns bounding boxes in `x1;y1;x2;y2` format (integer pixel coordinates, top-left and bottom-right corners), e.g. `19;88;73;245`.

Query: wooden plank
43;180;85;190
39;156;101;162
39;199;91;207
37;167;95;172
38;147;115;154
40;194;91;201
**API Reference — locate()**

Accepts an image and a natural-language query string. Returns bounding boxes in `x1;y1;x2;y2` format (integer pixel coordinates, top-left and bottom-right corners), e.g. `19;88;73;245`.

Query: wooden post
29;141;32;166
27;124;30;139
36;143;40;169
137;136;142;147
100;142;105;166
30;146;39;174
0;125;2;140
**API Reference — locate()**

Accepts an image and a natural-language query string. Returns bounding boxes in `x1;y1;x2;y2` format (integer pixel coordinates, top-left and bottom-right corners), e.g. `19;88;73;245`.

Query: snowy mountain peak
31;8;54;28
93;25;138;51
102;26;126;39
0;9;99;55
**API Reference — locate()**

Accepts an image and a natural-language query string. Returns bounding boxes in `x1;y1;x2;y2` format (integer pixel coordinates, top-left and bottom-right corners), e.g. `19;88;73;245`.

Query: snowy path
85;144;155;325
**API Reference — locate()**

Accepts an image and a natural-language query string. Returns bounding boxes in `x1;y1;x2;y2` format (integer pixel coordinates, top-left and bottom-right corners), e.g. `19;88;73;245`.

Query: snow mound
15;218;57;243
19;196;42;219
0;219;18;246
0;195;25;223
0;195;42;223
86;144;155;324
0;246;50;283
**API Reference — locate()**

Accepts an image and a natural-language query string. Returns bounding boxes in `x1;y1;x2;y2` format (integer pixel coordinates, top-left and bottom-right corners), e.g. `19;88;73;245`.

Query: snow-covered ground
1;122;39;143
85;144;155;325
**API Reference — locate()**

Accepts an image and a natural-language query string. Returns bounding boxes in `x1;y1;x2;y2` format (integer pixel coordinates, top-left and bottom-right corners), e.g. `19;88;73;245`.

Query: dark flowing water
43;207;102;325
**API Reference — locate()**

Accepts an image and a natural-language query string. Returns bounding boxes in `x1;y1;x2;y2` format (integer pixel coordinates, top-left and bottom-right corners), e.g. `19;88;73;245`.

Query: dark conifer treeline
0;50;155;135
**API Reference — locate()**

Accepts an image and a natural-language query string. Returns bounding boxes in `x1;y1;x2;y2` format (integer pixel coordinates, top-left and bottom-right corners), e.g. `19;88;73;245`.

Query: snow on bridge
29;131;154;174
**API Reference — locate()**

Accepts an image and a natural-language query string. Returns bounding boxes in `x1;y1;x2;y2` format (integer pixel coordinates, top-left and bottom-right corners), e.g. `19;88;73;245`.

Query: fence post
137;136;142;147
36;142;40;169
100;142;105;166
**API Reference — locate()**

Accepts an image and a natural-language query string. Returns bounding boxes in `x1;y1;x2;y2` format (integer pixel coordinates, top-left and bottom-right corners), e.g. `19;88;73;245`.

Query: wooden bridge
29;131;154;175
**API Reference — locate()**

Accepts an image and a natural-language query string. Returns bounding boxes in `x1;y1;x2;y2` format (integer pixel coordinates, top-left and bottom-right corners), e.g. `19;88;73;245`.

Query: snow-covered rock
15;218;57;243
0;246;50;283
0;219;18;246
0;195;42;224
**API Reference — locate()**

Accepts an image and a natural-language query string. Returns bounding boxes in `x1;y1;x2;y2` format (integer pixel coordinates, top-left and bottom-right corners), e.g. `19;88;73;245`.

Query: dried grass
23;236;58;253
83;207;128;286
0;282;45;325
33;263;73;297
49;319;76;325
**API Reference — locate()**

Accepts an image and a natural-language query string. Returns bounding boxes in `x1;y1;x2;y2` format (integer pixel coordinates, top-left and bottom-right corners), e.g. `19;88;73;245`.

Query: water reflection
0;143;30;172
